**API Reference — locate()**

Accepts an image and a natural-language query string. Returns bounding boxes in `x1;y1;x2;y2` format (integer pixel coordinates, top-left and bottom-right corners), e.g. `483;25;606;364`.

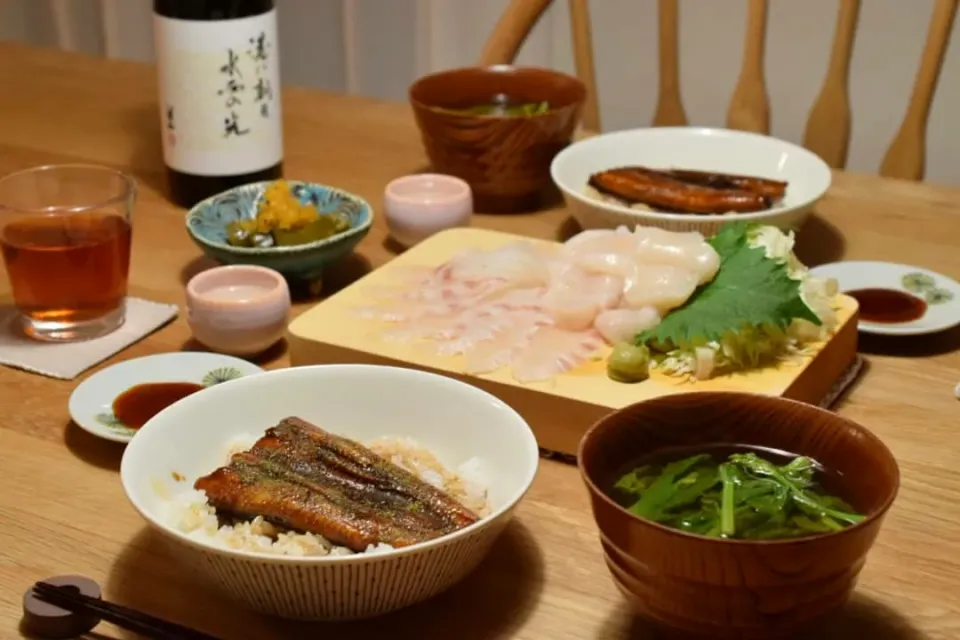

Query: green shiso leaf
636;222;821;349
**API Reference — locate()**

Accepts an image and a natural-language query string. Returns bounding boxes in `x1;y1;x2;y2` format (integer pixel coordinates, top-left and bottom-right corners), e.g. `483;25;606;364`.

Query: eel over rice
194;417;480;552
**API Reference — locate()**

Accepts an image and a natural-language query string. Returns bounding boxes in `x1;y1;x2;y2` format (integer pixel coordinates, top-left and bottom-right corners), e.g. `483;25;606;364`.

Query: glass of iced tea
0;164;136;342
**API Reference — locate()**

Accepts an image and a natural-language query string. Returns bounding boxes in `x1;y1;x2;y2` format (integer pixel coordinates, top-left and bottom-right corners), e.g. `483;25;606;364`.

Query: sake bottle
153;0;284;208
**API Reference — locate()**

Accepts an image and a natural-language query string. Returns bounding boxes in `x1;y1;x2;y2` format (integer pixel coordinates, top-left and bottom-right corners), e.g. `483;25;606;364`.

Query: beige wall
4;0;960;186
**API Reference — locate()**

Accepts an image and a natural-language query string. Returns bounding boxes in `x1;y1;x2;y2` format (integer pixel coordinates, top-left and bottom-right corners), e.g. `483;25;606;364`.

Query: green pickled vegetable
226;213;350;248
611;450;865;540
225;222;274;248
271;213;351;247
223;179;353;249
606;342;651;383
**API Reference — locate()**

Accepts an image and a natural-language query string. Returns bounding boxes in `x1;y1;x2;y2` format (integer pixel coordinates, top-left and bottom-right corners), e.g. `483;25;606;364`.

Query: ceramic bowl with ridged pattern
578;392;899;639
120;364;539;620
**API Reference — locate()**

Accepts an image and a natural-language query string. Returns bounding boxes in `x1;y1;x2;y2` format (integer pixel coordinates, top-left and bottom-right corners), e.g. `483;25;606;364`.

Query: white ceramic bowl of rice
551;126;832;235
120;364;539;621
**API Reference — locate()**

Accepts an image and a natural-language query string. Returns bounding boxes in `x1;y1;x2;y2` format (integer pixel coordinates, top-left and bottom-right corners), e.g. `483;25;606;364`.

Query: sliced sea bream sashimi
355;226;722;384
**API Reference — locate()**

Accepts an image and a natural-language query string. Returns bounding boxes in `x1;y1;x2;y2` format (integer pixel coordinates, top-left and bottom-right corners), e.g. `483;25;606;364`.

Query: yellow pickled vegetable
226;180;351;248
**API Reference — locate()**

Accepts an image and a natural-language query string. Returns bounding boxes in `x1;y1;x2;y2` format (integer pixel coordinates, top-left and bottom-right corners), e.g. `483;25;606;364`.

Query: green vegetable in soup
442;101;550;117
611;450;865;540
606;342;651;383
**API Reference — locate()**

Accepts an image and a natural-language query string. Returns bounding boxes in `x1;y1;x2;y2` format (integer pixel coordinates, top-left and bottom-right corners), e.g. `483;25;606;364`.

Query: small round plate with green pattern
810;260;960;336
68;352;264;443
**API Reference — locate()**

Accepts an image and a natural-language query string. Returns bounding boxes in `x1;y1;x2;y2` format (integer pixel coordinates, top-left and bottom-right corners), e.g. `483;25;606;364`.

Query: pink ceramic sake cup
383;173;473;248
186;265;291;356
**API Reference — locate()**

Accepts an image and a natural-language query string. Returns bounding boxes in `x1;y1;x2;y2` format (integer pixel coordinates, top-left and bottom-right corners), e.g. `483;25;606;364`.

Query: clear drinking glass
0;164;136;342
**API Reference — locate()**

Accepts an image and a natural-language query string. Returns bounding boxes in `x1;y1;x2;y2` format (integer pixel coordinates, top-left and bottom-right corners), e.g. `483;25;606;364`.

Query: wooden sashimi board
288;228;859;456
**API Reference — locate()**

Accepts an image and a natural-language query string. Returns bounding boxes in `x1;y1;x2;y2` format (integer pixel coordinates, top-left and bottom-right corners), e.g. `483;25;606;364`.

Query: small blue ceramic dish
185;180;373;284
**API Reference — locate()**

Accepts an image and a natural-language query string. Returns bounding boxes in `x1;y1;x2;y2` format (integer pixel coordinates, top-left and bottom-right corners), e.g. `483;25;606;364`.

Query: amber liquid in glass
0;212;132;324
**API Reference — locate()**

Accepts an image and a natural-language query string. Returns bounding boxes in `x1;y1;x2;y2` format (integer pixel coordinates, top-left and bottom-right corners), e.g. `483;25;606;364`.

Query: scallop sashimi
355;227;720;384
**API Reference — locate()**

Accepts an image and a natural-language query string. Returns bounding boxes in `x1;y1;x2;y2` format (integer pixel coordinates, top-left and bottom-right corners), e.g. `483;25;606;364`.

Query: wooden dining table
1;42;959;640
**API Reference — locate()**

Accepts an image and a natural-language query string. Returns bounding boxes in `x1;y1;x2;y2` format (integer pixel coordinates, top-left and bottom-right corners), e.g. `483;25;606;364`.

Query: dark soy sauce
846;288;927;324
112;382;205;429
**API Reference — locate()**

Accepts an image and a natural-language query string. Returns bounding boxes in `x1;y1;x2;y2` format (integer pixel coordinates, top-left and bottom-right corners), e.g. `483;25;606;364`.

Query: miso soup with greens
437;93;551;118
609;444;865;540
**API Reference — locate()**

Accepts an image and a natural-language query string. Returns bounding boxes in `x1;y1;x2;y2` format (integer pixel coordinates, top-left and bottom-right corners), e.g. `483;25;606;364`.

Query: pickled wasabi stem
606;342;651;383
656;225;839;380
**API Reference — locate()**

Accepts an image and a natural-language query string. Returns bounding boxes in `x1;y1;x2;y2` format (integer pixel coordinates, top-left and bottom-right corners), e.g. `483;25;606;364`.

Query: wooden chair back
479;0;959;181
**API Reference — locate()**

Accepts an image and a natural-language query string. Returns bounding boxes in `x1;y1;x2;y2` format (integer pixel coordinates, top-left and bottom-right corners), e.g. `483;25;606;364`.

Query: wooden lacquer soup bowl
578;392;900;639
409;65;585;213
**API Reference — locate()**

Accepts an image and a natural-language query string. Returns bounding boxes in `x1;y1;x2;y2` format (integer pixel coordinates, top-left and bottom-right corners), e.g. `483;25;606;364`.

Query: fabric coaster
0;297;179;380
538;354;868;466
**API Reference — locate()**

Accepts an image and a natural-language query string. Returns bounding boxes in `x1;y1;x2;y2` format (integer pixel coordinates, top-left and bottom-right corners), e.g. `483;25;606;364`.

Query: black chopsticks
32;581;223;640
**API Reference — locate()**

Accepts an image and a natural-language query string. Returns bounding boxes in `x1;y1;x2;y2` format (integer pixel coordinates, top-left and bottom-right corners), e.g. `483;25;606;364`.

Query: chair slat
479;0;958;180
726;0;771;134
652;0;688;127
880;0;959;181
50;0;77;52
803;0;861;169
478;0;554;66
568;0;601;131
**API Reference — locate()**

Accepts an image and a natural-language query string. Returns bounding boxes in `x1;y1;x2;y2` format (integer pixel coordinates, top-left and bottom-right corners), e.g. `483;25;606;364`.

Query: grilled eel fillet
588;166;780;214
194;417;480;552
663;168;787;200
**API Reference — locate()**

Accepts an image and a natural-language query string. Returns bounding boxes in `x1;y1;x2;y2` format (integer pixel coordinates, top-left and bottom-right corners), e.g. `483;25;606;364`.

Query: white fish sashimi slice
381;315;462;342
362;281;471;304
594;307;662;344
511;326;606;384
431;307;552;356
433;313;511;356
362;264;454;298
541;266;624;331
487;287;546;310
357;276;513;323
354;299;456;322
560;229;638;278
632;226;720;284
405;277;508;304
385;265;438;285
384;304;505;345
445;242;552;288
463;312;551;374
622;264;700;315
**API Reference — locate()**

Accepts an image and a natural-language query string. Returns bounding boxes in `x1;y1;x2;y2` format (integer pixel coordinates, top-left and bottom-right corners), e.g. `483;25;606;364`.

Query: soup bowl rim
408;64;587;117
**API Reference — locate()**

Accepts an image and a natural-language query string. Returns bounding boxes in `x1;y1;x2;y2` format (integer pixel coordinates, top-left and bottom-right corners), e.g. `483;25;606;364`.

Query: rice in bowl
165;435;491;557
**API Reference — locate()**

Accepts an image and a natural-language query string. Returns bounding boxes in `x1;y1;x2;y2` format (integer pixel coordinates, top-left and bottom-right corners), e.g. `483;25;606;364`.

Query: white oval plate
69;352;265;443
810;261;960;336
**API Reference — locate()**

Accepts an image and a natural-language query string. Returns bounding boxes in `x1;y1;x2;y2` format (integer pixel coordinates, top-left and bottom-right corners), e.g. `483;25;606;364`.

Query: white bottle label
154;10;283;176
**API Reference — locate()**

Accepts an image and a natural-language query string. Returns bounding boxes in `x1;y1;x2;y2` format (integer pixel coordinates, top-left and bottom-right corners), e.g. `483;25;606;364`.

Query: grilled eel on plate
194;417;480;552
662;168;787;200
588;166;788;215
